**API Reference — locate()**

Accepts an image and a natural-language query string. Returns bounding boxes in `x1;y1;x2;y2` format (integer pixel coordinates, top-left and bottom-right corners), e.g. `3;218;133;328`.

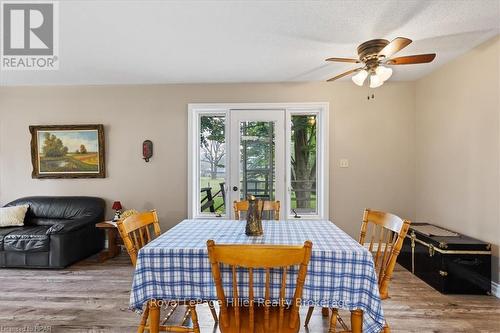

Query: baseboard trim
491;281;500;298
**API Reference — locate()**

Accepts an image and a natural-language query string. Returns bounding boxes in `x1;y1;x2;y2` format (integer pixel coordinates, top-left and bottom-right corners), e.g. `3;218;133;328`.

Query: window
188;103;328;220
198;114;227;216
290;114;318;216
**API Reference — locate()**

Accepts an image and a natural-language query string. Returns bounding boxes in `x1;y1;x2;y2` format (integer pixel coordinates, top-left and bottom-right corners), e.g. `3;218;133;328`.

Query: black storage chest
397;223;491;294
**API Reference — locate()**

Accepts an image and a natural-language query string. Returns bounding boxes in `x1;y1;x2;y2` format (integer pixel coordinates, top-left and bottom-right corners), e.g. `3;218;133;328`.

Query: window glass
199;115;226;215
290;115;317;215
239;121;276;201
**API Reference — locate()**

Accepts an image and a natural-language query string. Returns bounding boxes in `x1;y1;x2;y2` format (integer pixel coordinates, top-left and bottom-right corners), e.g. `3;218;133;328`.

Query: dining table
130;219;386;333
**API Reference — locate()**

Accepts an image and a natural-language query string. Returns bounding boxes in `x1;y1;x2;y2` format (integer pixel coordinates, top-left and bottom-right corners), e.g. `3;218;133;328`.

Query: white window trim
285;108;328;220
188;103;330;220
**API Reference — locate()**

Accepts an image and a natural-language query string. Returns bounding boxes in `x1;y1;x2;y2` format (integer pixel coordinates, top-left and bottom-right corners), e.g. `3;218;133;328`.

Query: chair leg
137;303;150;333
322;307;330;317
383;322;391;333
190;305;201;333
350;309;363;333
208;301;218;322
328;308;338;333
304;306;314;327
149;301;161;333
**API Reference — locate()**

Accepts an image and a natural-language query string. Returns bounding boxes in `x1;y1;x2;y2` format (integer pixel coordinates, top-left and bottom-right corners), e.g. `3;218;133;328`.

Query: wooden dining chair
117;210;161;267
207;240;313;333
233;200;281;220
304;209;411;332
117;210;216;333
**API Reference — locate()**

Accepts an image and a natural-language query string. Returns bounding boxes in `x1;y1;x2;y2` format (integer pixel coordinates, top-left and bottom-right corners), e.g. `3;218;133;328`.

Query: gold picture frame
30;124;106;179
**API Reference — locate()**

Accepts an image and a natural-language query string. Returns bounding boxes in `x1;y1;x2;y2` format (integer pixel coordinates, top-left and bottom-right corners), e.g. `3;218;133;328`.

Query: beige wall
415;36;500;283
0;82;416;240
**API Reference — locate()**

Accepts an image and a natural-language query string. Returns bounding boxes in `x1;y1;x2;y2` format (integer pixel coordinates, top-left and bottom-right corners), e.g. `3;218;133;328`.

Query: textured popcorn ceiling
1;0;499;86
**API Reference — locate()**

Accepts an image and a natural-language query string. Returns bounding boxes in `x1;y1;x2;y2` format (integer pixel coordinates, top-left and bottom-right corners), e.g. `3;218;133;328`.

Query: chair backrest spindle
248;267;255;332
264;268;271;329
231;265;240;329
279;266;287;331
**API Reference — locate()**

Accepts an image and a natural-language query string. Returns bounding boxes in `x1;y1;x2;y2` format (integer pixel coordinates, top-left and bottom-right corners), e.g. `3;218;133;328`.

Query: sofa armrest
46;218;96;235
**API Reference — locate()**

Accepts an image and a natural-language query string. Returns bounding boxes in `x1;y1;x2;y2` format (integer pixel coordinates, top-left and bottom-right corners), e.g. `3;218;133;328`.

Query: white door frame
188;102;330;220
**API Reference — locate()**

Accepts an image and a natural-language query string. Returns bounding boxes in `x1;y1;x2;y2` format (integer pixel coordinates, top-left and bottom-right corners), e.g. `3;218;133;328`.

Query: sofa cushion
3;226;50;252
0;205;29;227
0;227;23;251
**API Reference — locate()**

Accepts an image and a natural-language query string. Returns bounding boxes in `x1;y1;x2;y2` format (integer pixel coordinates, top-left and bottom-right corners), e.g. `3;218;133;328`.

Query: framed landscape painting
30;125;106;178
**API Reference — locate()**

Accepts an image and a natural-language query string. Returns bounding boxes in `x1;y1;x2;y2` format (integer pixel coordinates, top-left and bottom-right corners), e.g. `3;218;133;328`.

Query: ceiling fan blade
378;37;412;58
327;68;362;82
325;57;360;63
386;53;436;65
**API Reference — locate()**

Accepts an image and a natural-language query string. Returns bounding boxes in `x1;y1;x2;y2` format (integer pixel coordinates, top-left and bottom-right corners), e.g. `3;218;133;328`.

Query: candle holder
245;195;264;236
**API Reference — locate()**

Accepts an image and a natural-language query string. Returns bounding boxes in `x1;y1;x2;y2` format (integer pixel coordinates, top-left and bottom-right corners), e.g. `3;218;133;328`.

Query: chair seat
219;305;300;333
3;226;50;252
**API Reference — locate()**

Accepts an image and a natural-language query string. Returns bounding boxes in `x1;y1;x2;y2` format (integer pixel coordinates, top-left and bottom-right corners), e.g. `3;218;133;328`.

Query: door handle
232;186;238;191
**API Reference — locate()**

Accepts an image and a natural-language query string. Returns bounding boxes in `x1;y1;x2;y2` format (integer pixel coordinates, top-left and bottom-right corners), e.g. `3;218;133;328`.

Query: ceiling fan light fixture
351;69;368;86
325;37;436;84
376;65;393;82
369;74;383;88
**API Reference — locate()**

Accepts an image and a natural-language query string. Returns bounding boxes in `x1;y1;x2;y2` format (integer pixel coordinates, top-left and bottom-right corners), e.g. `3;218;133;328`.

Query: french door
188;103;329;220
229;110;285;213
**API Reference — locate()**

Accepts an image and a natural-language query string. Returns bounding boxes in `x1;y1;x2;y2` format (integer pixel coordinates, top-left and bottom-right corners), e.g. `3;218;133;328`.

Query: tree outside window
291;115;317;214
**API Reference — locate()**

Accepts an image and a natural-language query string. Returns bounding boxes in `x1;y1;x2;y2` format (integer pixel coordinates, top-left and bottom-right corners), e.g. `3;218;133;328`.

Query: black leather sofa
0;196;105;268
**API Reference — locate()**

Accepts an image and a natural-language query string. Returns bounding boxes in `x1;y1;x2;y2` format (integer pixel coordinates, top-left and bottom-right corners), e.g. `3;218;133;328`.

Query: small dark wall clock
143;140;153;162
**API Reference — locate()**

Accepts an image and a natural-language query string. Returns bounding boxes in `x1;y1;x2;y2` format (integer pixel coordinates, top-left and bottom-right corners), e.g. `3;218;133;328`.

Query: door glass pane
199;115;226;215
291;115;317;215
240;121;275;201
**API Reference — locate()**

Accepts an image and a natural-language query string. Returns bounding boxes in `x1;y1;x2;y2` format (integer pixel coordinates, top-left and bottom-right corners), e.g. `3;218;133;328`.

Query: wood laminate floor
0;253;499;333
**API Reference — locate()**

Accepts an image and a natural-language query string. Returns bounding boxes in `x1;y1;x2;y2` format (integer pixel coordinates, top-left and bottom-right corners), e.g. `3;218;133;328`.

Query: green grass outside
200;177;225;213
290;194;317;210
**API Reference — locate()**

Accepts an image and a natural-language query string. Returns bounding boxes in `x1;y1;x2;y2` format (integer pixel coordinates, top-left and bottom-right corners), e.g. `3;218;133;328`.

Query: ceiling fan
326;37;436;88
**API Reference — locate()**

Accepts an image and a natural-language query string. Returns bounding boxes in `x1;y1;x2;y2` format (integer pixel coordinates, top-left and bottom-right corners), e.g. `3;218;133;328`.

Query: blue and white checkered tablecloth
130;219;385;333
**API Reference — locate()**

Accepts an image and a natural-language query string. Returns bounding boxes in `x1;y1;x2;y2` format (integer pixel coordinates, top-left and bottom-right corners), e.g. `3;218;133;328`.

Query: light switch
339;159;349;168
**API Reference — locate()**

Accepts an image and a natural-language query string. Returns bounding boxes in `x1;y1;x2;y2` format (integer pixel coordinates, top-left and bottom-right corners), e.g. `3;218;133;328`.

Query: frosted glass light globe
376;66;393;82
352;69;368;86
370;74;383;88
